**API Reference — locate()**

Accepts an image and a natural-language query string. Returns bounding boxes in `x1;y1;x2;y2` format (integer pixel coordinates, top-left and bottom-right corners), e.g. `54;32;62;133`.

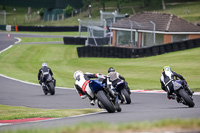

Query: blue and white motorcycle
88;78;121;113
172;80;194;107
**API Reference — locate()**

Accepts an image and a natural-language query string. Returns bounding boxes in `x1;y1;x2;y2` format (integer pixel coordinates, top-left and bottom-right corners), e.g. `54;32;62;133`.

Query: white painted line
0;73;74;90
131;90;200;95
0;111;105;126
0;37;20;54
0;123;11;126
14;37;21;44
0;45;13;54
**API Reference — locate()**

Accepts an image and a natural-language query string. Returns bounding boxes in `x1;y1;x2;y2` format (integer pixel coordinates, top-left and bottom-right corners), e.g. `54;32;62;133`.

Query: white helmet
73;70;83;79
42;62;47;67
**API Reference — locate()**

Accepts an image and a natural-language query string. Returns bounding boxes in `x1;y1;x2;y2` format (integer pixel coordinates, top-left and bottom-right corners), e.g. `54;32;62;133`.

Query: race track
0;32;200;131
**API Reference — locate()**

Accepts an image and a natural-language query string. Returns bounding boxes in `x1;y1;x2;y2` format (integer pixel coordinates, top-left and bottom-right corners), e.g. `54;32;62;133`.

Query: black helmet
108;67;115;73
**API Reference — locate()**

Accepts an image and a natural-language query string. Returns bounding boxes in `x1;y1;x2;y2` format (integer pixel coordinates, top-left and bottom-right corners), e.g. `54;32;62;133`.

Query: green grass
13;31;86;36
0;104;102;120
0;44;199;91
19;37;63;43
160;2;200;23
1;118;200;133
3;1;200;26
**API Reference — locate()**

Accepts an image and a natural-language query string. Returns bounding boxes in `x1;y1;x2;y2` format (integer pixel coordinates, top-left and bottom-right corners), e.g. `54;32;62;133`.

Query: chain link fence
78;19;111;46
115;20;158;48
0;10;6;25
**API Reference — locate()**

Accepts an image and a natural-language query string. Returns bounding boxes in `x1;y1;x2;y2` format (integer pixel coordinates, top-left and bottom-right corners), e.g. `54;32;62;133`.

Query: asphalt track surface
0;32;200;131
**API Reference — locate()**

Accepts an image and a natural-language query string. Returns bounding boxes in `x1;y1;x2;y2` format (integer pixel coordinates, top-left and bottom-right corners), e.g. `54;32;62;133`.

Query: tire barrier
88;37;110;46
17;26;83;32
63;37;87;45
76;38;200;58
77;46;132;58
64;37;110;45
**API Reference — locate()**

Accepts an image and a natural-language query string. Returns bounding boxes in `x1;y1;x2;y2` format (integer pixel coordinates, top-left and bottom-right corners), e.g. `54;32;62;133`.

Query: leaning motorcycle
42;74;55;95
87;79;122;113
172;80;194;107
98;75;131;104
117;81;131;104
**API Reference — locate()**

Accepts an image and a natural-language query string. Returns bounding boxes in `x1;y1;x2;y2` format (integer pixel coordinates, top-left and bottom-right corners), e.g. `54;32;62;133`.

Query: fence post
78;19;81;37
103;19;106;37
150;21;156;45
129;20;133;45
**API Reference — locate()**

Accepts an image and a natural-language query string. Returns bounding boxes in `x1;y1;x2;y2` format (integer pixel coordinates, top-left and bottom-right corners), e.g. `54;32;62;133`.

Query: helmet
108;67;115;73
163;66;171;72
42;62;47;67
73;70;83;79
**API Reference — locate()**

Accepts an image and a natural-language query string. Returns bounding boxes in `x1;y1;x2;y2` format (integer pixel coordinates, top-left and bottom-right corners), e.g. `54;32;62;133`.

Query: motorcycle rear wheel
121;88;131;104
178;89;195;107
48;82;55;95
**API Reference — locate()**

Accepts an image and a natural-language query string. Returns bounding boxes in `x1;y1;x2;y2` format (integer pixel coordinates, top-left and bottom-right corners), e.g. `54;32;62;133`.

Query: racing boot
167;92;175;99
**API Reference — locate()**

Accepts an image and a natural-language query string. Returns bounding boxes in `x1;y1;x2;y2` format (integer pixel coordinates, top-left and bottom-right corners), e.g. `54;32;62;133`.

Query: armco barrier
76;38;200;58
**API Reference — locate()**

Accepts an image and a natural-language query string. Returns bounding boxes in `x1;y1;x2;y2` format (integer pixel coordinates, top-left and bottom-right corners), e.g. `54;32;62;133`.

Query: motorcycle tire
97;90;116;113
48;82;55;95
42;86;48;95
43;89;48;95
178;89;195;107
121;88;131;104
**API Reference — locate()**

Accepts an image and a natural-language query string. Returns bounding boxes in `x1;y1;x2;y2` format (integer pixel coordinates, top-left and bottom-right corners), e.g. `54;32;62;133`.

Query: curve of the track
0;32;200;131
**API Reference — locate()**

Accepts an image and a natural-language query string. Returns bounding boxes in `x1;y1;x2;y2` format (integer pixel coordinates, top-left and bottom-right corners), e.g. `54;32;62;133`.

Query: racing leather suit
38;66;55;86
74;73;98;100
107;71;125;87
160;70;185;97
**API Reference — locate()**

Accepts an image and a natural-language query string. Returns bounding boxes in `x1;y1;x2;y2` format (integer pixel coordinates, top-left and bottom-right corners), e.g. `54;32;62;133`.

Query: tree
162;0;166;10
82;0;91;10
142;0;162;9
100;0;106;11
39;8;44;19
65;5;75;16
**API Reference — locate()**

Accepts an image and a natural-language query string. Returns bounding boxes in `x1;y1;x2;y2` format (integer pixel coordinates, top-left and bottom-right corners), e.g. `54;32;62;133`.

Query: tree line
82;0;199;12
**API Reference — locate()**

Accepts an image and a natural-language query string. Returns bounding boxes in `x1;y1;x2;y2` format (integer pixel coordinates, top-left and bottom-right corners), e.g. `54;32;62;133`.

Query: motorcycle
172;80;195;107
105;76;131;104
87;79;122;113
42;74;55;95
117;81;131;104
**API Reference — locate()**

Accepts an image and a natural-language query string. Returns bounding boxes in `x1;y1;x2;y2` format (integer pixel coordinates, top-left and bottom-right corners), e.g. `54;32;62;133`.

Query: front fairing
89;80;103;93
173;80;183;91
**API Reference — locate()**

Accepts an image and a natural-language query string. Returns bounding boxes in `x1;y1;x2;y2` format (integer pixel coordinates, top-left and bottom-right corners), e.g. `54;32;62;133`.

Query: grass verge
19;37;63;43
1;118;200;133
0;104;102;120
9;31;86;36
0;44;199;91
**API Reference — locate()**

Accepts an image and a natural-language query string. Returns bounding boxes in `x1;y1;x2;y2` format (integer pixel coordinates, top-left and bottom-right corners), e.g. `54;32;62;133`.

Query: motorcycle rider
107;67;131;94
38;62;56;90
160;66;193;100
73;70;103;105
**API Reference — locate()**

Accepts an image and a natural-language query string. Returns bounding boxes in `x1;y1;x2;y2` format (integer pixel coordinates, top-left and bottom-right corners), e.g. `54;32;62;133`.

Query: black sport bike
42;74;55;95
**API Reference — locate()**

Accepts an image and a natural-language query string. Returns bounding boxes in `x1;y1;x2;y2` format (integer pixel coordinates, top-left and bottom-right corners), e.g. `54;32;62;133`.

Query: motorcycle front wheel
178;89;195;107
